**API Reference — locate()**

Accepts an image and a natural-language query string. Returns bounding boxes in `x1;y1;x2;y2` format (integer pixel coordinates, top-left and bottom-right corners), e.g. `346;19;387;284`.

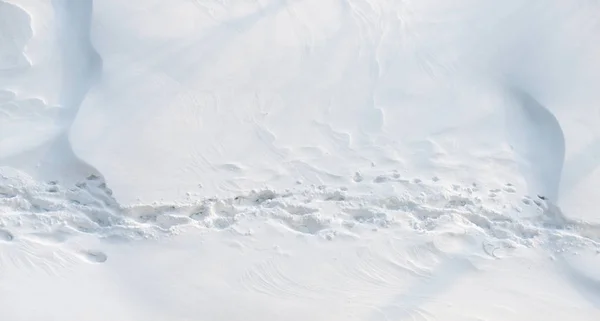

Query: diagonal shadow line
559;138;600;198
95;0;298;98
81;0;301;153
507;87;565;202
150;0;294;83
52;0;103;123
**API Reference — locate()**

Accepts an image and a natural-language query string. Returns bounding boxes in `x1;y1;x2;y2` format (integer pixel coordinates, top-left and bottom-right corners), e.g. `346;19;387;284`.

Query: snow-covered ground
1;0;599;320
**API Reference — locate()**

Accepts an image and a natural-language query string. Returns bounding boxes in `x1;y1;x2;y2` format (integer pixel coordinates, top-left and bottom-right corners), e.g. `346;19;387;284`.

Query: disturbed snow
1;165;599;320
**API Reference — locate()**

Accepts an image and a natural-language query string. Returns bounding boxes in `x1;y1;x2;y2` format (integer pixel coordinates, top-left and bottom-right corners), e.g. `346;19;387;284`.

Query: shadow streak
560;138;600;199
505;87;565;202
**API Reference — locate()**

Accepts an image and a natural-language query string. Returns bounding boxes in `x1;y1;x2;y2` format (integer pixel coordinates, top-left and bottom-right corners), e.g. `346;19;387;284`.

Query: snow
1;0;600;320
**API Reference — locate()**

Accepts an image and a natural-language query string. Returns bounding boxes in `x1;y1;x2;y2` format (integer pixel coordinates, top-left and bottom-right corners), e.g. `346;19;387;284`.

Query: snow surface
1;0;600;320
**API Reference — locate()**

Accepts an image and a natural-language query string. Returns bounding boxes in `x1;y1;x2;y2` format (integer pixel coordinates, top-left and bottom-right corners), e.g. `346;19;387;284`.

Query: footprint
279;214;329;235
322;190;346;201
279;204;318;216
189;204;210;221
246;190;278;204
211;216;236;230
353;172;364;182
80;250;107;263
346;208;390;227
156;214;192;229
86;174;101;181
373;175;389;183
0;229;14;242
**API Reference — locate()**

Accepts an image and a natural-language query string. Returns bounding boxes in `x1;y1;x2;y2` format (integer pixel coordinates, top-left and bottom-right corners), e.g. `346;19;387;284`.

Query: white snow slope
1;0;600;320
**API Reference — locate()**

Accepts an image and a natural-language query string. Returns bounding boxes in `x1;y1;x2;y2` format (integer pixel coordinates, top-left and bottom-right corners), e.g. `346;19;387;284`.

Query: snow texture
1;0;600;320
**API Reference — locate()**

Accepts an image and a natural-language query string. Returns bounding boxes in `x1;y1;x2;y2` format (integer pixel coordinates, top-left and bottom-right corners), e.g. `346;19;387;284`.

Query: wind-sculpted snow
0;0;104;189
2;0;600;221
36;0;594;226
2;1;600;319
0;1;31;72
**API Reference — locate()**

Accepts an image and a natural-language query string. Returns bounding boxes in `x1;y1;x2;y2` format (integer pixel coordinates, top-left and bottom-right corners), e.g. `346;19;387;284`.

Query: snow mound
1;0;600;223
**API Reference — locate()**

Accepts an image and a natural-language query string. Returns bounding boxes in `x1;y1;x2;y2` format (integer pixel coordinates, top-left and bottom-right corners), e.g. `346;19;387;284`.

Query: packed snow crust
1;0;600;320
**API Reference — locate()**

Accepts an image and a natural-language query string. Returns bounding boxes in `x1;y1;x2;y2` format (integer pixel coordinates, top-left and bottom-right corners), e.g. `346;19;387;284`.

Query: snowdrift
2;0;600;218
1;0;600;320
78;0;600;223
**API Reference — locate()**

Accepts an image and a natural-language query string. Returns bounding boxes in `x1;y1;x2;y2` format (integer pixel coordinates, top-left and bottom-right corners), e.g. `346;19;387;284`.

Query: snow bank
3;0;600;221
72;0;600;225
1;0;600;320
